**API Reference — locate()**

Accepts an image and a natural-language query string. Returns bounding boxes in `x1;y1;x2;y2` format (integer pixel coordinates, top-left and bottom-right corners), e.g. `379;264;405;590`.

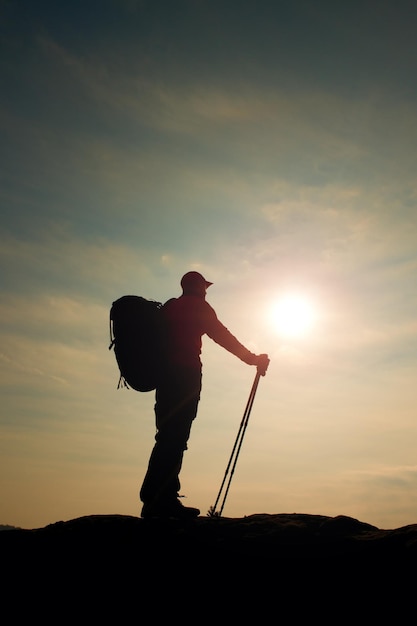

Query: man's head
181;271;213;297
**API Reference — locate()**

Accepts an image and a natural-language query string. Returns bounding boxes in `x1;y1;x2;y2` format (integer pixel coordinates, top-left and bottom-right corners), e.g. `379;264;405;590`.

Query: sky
2;0;417;530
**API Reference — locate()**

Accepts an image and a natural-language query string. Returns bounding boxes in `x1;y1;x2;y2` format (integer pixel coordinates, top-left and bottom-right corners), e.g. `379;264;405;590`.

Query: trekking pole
208;363;267;517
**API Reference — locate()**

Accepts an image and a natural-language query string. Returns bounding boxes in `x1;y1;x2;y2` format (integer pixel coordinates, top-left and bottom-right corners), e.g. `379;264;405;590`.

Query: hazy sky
2;0;417;530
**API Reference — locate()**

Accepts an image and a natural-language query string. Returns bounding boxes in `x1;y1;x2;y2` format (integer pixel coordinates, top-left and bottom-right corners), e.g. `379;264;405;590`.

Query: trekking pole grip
257;353;270;377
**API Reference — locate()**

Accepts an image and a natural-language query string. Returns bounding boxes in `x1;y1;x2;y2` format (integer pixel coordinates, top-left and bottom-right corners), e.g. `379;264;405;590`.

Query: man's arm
205;305;270;374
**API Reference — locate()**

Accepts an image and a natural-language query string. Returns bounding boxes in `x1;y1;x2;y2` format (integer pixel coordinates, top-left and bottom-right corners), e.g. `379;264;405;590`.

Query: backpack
109;295;163;391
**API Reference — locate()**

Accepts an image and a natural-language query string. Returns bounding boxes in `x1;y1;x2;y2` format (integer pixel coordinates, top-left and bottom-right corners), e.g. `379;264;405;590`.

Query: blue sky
2;0;417;529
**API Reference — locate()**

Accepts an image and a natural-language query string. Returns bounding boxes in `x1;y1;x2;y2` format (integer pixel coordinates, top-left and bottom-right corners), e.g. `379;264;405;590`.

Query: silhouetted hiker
140;271;270;519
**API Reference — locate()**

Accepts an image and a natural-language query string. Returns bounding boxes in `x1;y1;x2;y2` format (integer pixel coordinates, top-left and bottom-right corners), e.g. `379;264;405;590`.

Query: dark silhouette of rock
2;512;415;617
3;512;417;563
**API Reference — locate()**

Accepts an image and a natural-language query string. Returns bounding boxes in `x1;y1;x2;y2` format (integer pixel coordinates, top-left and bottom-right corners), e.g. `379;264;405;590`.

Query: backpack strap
109;308;115;350
117;374;130;389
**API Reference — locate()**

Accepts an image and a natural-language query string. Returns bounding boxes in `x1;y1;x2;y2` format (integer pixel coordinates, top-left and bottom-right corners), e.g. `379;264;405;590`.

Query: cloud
362;465;417;489
4;33;417;253
0;232;165;296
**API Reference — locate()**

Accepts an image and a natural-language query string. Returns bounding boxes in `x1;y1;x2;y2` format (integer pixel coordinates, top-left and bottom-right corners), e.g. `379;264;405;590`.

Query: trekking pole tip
207;506;221;518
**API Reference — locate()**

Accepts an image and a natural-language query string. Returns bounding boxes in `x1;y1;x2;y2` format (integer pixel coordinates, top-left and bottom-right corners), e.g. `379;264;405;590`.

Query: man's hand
255;353;270;376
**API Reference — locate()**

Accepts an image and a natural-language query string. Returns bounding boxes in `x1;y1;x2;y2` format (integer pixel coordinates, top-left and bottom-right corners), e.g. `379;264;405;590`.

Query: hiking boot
141;499;200;520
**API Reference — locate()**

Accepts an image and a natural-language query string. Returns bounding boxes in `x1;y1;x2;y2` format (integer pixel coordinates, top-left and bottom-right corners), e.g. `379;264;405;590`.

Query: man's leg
140;368;201;518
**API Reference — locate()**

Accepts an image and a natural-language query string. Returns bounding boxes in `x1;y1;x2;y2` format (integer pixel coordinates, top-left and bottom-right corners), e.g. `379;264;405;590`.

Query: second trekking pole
208;364;266;517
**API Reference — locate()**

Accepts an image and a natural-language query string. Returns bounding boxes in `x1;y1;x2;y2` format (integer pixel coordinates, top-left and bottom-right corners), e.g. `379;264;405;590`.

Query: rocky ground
2;512;416;618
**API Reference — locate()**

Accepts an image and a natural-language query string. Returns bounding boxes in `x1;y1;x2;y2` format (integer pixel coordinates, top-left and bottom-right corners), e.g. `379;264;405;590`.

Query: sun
270;293;316;338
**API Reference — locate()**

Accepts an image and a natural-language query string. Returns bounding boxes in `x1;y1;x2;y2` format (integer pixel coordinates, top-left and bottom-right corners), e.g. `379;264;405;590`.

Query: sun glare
270;293;316;338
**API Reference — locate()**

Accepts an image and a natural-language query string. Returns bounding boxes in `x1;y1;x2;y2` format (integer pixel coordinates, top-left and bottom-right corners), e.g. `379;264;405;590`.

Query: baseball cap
181;271;213;290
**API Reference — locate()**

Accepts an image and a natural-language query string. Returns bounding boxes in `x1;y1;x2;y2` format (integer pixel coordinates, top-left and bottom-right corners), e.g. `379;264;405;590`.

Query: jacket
160;295;257;369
